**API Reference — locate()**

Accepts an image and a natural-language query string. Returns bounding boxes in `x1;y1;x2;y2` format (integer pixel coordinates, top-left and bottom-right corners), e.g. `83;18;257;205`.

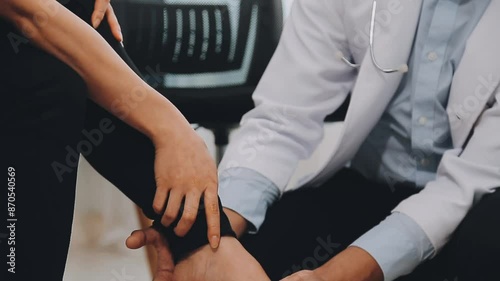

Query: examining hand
92;0;122;42
280;270;326;281
302;246;384;281
127;231;269;281
174;236;271;281
153;127;221;249
126;227;174;281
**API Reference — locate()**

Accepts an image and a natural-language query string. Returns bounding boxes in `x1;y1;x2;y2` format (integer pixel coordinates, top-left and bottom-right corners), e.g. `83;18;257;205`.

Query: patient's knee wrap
153;197;236;263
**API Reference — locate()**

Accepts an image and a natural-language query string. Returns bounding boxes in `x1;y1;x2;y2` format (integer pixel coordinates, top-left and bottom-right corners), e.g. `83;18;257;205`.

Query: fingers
105;4;123;42
204;187;221;249
280;271;316;281
126;228;160;249
161;190;183;227
153;184;170;215
92;0;123;42
125;229;147;249
91;0;109;28
154;183;220;248
174;191;201;237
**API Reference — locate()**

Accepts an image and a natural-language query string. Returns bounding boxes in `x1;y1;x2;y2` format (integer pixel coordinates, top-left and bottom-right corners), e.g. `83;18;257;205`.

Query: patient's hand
174;236;270;281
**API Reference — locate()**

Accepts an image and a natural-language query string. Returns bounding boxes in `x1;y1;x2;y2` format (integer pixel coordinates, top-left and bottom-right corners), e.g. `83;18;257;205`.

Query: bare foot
174;237;270;281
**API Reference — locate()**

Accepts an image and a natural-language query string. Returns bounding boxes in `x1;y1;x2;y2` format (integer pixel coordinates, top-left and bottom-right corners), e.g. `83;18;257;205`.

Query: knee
454;192;500;280
456;224;500;265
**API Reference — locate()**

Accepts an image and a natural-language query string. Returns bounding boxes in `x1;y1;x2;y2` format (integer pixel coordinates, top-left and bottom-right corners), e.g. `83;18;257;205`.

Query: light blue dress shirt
219;0;491;280
351;0;489;189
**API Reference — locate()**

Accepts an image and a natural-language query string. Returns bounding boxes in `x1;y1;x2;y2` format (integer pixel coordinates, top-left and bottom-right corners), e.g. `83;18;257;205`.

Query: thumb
126;228;175;281
125;229;149;249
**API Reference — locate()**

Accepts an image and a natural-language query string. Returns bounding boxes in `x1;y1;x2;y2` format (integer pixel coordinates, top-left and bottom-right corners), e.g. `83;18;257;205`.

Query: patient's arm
0;1;259;272
0;0;184;144
0;0;222;246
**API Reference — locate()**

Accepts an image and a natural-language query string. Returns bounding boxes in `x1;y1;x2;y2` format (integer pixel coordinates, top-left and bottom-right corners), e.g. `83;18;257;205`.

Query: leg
448;189;500;281
77;1;236;260
0;21;88;280
82;101;158;217
396;189;500;281
240;169;412;281
83;84;236;261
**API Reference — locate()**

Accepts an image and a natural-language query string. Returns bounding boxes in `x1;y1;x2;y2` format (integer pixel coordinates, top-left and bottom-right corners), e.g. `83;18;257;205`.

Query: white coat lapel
447;0;500;147
305;0;424;187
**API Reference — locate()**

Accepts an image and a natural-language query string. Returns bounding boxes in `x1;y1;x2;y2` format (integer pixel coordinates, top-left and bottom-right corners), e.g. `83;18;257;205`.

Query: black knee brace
153;197;236;263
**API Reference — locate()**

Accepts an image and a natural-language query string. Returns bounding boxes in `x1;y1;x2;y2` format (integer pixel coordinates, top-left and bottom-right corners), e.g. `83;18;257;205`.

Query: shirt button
427;51;438;62
420;158;430;167
418;116;428;125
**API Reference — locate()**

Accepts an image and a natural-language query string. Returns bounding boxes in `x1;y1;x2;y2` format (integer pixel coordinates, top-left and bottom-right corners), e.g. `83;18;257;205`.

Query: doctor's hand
92;0;123;42
280;270;326;281
292;246;383;281
153;128;221;249
174;236;271;281
126;227;174;281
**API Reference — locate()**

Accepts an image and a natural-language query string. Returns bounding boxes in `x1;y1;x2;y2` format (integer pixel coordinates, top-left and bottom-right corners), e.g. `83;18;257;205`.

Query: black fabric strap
153;197;236;263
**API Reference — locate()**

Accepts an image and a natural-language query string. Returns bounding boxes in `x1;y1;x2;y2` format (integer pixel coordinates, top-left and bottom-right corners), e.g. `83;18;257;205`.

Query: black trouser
0;2;231;279
241;168;500;281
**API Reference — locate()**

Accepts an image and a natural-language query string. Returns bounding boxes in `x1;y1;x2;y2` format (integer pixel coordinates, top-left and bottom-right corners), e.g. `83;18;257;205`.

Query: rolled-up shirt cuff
351;212;435;281
218;167;280;233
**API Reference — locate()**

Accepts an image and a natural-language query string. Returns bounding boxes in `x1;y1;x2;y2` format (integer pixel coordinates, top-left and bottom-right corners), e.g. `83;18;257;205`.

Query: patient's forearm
0;0;188;144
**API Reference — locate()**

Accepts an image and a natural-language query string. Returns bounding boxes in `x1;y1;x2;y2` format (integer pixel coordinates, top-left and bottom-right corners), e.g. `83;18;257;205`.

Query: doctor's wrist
223;207;248;237
314;246;383;281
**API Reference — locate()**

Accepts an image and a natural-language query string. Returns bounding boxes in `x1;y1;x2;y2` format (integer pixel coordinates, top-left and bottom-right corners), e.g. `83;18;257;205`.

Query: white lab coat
219;0;500;254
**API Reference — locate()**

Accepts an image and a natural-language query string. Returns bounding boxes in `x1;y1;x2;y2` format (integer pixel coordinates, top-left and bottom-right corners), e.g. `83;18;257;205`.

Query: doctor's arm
218;0;356;236
284;97;500;281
